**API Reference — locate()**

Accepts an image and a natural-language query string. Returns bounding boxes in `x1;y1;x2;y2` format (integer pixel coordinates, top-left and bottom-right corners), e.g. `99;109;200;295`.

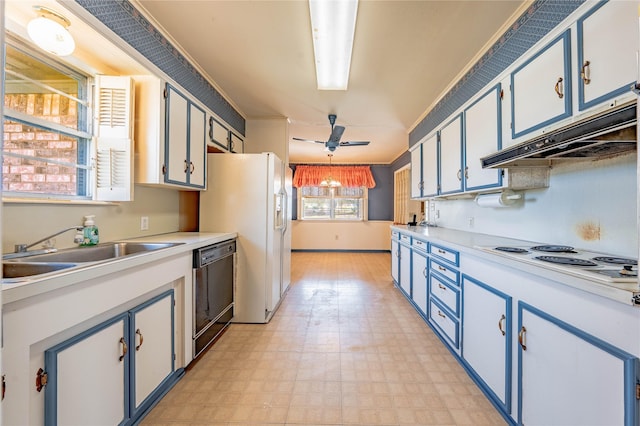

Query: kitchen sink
3;262;79;279
5;242;183;263
2;242;184;280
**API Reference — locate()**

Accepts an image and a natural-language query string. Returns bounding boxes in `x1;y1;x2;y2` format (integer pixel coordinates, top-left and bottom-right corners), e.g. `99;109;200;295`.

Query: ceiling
6;0;529;165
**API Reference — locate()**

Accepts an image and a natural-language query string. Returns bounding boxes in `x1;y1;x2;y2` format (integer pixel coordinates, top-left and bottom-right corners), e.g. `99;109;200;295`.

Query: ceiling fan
293;114;370;152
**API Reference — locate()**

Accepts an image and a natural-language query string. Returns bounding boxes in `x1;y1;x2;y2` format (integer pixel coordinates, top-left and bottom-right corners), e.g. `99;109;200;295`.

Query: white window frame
298;186;368;221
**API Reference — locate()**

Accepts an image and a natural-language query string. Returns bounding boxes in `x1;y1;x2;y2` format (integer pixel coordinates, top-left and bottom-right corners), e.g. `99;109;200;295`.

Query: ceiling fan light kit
321;154;341;187
308;0;359;90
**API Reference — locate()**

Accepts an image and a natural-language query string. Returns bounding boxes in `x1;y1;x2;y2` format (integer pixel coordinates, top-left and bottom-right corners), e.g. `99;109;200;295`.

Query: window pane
2;120;86;195
301;197;331;219
334;198;362;220
5;45;82;130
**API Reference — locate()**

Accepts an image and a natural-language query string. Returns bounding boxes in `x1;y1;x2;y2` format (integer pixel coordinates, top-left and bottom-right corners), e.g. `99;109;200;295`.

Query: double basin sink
3;242;183;281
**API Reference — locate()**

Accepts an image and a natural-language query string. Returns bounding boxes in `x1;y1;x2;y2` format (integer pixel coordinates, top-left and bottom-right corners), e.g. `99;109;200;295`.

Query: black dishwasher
192;239;236;358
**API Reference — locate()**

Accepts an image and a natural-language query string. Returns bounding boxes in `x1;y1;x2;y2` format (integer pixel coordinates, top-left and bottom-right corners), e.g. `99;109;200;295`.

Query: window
3;38;134;202
3;40;92;198
300;186;367;221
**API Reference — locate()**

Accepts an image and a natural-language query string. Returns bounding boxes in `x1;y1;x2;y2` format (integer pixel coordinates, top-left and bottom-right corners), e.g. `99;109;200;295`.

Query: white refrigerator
200;152;291;323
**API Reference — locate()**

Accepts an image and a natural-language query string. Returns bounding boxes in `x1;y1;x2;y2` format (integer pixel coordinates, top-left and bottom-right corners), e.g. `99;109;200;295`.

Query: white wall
245;118;290;165
292;220;392;251
431;154;637;257
2;185;181;253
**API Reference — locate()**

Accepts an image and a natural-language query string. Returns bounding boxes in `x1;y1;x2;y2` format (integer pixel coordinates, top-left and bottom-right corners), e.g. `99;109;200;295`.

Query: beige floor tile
142;252;506;426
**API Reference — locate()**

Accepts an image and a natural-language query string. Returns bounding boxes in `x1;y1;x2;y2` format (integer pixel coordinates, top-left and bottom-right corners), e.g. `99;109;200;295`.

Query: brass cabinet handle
457;169;462;181
554;77;564;99
438;283;446;291
422;267;427;278
437;310;446;319
119;337;128;362
35;368;48;393
581;60;591;85
438;265;446;272
518;326;527;350
135;329;144;351
498;314;506;336
438;249;446;254
189;161;195;174
183;159;188;173
464;166;469;180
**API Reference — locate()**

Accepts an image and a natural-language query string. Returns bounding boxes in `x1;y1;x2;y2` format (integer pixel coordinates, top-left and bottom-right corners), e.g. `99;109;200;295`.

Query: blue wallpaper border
409;0;584;146
74;0;245;135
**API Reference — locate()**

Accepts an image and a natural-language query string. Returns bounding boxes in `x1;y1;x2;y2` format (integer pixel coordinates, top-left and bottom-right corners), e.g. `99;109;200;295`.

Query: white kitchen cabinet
399;234;412;297
518;302;638;426
131;293;174;415
463;84;504;191
134;77;206;189
411;239;428;315
43;291;175;426
165;84;206;189
44;314;129;425
427;243;461;354
391;232;399;284
229;130;244;153
577;0;638;111
410;145;423;198
511;30;572;139
208;115;230;150
439;114;463;195
421;133;439;197
462;275;512;414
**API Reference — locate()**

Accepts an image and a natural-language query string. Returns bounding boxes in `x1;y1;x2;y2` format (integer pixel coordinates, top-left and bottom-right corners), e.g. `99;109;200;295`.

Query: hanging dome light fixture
27;5;76;56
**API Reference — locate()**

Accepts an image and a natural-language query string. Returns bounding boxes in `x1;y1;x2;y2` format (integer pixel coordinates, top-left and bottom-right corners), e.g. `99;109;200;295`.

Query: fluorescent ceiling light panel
309;0;358;90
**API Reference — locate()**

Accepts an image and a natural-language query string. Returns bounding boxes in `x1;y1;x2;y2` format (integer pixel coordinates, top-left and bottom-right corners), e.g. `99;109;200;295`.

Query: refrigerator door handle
275;191;285;231
282;191;288;234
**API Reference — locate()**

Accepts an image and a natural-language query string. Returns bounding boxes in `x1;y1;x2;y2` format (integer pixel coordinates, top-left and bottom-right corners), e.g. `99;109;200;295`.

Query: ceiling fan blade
340;141;370;146
329;125;345;143
293;137;325;144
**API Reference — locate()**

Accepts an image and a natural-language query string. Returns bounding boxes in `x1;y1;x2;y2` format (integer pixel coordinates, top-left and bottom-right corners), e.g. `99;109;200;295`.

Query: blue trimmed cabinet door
511;30;572;140
439;114;463;195
130;292;175;420
411;243;428;316
410;144;423;199
44;314;130;425
518;303;639;426
391;235;400;284
577;0;639;111
421;133;439;197
398;235;412;297
461;275;512;415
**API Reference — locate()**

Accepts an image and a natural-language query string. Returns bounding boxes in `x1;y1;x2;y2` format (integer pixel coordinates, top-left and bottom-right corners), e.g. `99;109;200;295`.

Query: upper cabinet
229;131;245;153
464;84;503;192
165;84;206;189
208;116;230;151
577;0;639;111
410;133;438;199
439;114;464;195
511;30;572;139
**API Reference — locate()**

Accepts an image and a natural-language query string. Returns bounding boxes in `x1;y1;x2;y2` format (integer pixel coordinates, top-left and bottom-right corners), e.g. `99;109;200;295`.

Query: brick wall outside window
3;93;79;195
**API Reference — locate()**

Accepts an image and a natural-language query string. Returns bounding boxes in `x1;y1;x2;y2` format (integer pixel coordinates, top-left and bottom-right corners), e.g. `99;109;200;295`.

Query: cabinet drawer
412;238;428;253
429;299;460;349
400;234;411;245
430;258;459;285
429;243;459;266
430;274;459;316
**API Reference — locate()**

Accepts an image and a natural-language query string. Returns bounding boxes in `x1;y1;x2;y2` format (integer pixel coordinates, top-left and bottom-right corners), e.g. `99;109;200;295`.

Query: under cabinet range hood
481;102;637;168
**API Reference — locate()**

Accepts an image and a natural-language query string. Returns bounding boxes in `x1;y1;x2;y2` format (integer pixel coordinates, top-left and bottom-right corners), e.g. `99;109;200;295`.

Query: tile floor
143;251;507;425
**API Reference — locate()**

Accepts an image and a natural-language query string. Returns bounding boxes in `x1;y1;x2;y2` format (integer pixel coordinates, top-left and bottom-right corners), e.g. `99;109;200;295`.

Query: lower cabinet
43;290;176;425
391;233;399;284
411;245;428;316
518;302;639;426
461;275;512;414
399;238;411;297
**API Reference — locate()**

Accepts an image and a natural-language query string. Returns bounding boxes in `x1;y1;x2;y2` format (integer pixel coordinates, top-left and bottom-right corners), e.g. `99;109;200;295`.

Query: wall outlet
140;216;149;231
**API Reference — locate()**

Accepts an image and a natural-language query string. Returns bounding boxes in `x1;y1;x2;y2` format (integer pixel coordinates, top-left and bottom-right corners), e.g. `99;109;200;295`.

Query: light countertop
392;225;640;306
2;232;237;304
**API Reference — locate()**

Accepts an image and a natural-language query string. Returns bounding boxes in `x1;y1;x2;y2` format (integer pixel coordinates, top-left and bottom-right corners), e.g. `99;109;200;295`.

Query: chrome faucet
14;226;85;253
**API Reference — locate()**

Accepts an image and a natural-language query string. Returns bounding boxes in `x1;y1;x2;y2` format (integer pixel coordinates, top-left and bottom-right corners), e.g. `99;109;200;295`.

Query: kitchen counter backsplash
427;154;637;258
